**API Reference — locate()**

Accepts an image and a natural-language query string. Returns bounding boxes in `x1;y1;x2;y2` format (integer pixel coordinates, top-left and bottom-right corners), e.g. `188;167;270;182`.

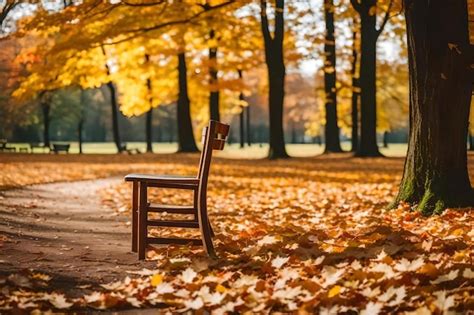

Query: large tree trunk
41;101;50;148
260;0;289;159
394;0;473;215
323;0;343;153
105;81;122;153
351;25;360;152
177;53;199;153
209;30;220;121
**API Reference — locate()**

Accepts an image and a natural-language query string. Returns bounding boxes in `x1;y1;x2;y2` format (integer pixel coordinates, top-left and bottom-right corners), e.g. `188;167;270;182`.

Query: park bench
125;120;230;259
51;143;70;154
0;139;16;152
120;143;141;155
30;143;50;153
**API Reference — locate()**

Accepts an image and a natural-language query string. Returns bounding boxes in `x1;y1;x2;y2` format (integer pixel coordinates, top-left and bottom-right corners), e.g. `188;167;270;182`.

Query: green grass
7;142;408;158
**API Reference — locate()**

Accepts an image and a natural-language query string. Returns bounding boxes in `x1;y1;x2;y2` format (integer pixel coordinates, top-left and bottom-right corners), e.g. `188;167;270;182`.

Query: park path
0;177;156;293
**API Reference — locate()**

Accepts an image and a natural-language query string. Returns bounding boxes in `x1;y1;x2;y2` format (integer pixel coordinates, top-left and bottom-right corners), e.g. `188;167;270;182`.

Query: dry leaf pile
0;154;473;313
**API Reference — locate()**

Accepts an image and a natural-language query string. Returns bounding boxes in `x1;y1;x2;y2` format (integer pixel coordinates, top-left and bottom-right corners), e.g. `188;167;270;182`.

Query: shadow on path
0;178;155;293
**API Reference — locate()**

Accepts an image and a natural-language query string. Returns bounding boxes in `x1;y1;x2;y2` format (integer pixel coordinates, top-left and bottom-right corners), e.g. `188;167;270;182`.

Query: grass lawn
7;141;409;157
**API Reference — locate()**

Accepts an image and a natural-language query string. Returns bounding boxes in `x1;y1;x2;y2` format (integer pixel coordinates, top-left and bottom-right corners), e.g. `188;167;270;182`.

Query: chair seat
124;174;199;185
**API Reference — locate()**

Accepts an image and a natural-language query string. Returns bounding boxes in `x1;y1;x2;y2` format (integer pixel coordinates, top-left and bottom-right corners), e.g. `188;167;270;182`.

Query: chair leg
138;182;148;260
197;197;216;258
209;222;215;237
131;181;139;252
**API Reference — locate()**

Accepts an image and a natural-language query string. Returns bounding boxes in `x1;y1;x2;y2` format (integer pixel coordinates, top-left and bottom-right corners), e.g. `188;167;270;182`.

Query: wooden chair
124;120;230;259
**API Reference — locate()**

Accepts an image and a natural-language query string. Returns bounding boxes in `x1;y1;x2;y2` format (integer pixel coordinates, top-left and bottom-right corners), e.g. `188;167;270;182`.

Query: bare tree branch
376;0;394;38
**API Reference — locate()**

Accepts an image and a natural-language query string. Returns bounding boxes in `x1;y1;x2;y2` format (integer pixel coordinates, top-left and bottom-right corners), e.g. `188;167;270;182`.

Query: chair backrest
197;120;230;182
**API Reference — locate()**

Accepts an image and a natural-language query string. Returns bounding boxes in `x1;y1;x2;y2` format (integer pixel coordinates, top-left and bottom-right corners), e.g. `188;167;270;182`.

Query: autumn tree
350;0;394;157
260;0;289;159
393;0;473;214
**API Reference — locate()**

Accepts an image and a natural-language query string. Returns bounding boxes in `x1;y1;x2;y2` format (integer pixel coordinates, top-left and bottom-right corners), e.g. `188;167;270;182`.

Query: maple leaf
150;274;163;286
360;301;383;315
394;257;424;272
328;285;341;298
370;263;397;279
83;292;102;303
271;256;289;269
462;268;474;279
257;235;279;246
433;291;455;313
321;266;345;287
184;297;204;310
155;282;174;294
431;270;459;284
180;268;197;284
47;293;73;309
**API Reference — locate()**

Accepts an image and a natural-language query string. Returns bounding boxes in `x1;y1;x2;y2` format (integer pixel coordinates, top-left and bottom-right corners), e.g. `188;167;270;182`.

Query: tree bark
323;0;343;153
209;29;220;121
177;53;199;153
260;0;289;159
105;81;123;153
394;0;473;215
351;24;360;152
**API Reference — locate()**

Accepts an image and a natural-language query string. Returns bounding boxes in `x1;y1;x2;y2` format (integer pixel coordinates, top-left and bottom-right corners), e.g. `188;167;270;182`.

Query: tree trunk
351;24;360;152
177;53;199;153
209;30;220;121
78;119;83;154
246;104;251;146
101;46;122;153
323;0;343;153
356;2;381;157
41;101;50;147
145;54;154;153
238;69;245;148
146;109;153;153
260;0;289;159
105;81;122;153
394;0;473;215
383;131;388;148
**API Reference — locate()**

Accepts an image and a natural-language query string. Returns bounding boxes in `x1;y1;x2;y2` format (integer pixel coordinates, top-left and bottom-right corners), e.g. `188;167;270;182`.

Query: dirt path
0;178;156;293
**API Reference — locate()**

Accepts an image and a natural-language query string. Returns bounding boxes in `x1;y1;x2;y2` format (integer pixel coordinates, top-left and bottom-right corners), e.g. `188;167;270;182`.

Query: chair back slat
197;120;229;180
201;127;208;145
212;139;226;150
215;123;230;138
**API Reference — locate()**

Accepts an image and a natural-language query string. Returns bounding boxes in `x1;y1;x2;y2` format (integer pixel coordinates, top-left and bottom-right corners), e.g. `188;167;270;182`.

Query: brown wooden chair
124;120;230;259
